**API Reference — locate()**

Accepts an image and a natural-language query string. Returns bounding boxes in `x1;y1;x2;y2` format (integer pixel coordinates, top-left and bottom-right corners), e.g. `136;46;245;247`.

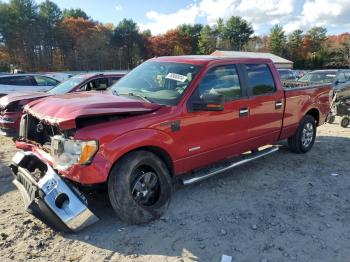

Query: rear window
0;76;34;86
245;64;276;95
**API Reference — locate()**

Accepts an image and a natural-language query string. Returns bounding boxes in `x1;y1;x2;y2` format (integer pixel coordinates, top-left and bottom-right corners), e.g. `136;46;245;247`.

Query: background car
0;74;60;97
297;69;350;88
0;72;126;136
277;69;298;81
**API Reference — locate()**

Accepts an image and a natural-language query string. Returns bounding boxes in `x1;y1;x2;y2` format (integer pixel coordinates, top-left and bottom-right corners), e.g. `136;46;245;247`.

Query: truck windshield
298;71;336;84
110;61;201;105
47;75;87;95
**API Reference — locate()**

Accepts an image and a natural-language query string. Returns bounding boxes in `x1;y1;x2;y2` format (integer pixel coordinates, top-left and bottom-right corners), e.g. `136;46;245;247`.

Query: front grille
20;114;61;145
16;171;37;200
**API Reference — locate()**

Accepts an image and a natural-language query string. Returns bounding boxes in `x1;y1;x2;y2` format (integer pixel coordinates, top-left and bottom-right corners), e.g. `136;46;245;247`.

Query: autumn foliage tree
0;0;349;72
148;29;192;57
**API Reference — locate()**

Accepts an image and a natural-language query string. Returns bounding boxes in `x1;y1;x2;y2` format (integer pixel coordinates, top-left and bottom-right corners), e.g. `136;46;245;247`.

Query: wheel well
114;146;174;177
306;108;320;125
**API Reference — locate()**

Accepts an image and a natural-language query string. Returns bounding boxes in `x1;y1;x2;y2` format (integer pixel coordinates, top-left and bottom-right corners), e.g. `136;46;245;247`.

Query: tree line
0;0;349;72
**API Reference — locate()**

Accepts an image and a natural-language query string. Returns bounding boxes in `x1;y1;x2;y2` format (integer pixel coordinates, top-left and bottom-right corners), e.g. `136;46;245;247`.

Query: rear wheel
288;115;316;153
340;117;350;128
108;150;172;224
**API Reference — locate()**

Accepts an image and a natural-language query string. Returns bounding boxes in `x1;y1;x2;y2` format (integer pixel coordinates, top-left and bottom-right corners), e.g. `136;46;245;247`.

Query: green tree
63;8;89;20
0;0;41;71
269;24;286;56
307;27;327;53
113;19;143;69
222;16;254;50
286;29;303;64
198;25;217;54
178;24;203;54
38;0;62;70
340;40;350;68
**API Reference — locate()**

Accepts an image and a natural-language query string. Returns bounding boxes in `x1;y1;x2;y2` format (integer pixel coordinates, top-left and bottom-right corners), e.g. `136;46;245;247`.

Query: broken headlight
51;135;98;170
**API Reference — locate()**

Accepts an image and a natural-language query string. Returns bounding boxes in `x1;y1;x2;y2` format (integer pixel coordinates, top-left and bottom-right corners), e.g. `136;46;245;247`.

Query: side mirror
191;93;225;111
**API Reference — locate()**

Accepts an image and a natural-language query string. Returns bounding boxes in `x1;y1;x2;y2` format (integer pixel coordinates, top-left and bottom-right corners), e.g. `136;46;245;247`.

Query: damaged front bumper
10;151;99;232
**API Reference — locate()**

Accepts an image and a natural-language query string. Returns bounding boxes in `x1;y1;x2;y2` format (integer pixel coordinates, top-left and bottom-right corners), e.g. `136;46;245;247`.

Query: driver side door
180;64;250;172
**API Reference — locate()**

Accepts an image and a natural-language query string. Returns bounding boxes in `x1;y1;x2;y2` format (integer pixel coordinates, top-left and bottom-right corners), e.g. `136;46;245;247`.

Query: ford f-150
10;56;332;232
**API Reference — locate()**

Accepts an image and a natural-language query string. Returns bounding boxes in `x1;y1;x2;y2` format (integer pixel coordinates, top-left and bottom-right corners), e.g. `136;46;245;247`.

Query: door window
80;78;109;91
337;72;346;83
245;64;276;96
34;76;59;86
2;76;34;86
110;77;122;86
196;65;242;101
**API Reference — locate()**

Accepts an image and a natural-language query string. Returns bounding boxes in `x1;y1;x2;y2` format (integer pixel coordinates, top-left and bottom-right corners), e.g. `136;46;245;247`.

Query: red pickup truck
11;56;332;232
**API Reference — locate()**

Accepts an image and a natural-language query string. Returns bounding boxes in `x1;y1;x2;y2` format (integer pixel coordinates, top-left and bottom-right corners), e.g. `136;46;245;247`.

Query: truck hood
25;92;161;130
0;92;49;108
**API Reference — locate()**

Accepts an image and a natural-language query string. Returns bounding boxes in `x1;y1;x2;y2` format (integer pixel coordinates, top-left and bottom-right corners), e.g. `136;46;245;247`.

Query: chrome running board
182;146;279;185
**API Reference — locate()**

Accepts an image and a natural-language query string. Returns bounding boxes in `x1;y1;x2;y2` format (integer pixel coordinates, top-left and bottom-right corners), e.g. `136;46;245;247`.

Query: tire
288;115;316;154
327;115;335;124
108;150;172;224
340;117;350;128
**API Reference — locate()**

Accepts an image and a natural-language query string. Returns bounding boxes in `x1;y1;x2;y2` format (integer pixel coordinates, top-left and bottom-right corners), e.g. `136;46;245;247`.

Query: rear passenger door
243;64;284;145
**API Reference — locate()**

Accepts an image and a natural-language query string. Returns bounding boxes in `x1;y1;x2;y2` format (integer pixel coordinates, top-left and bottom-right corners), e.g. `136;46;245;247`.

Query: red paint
18;56;332;185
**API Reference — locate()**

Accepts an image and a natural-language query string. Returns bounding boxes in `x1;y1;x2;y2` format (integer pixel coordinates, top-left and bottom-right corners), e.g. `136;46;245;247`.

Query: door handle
275;101;283;109
239;107;249;117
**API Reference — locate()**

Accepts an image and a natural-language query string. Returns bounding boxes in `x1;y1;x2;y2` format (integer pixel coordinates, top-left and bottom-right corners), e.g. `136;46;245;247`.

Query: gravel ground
0;120;349;262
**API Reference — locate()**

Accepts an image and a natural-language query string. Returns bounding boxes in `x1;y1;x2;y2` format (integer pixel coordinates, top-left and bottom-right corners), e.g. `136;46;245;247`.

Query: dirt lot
0;120;349;262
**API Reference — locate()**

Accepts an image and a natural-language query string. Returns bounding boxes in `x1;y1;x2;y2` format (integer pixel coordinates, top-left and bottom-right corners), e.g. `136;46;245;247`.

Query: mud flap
10;151;99;232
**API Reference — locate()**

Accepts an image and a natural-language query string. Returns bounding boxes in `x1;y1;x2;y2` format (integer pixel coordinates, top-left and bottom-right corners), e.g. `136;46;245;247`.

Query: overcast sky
6;0;350;35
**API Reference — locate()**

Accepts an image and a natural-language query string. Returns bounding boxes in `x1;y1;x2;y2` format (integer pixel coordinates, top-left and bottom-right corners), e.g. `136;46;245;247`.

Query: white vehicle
43;72;74;82
0;74;60;97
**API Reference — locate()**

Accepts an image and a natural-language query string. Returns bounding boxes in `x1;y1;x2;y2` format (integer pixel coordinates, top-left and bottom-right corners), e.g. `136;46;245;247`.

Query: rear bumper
10;151;99;232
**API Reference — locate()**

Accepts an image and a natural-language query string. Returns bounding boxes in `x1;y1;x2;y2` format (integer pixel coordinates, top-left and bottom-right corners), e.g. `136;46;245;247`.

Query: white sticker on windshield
166;73;187;82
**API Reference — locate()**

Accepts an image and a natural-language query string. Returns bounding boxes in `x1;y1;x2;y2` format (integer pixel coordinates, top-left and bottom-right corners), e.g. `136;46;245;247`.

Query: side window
0;77;12;85
92;78;109;90
196;65;241;101
245;64;276;96
80;78;109;91
337;72;346;83
344;71;350;81
34;76;59;86
8;76;34;86
110;77;121;86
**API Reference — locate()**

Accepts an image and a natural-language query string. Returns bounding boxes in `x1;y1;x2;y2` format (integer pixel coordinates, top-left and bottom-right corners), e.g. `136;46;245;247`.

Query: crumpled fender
100;128;184;175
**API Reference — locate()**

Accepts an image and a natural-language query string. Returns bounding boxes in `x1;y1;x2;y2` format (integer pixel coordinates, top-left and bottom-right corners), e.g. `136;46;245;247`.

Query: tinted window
0;76;33;86
245;64;276;95
0;77;12;85
337;72;346;83
34;76;59;86
110;77;121;86
344;71;350;81
197;65;241;101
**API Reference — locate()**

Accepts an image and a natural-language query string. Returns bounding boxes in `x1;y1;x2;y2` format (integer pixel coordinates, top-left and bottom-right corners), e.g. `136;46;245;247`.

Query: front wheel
108;150;172;224
288;115;316;153
340;117;350;128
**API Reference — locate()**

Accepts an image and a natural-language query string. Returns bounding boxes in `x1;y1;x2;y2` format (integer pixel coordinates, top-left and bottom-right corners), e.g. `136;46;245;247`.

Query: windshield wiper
117;92;152;103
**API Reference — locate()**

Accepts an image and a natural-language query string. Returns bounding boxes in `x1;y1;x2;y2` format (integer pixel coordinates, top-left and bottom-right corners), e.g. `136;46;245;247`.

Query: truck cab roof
150;55;273;65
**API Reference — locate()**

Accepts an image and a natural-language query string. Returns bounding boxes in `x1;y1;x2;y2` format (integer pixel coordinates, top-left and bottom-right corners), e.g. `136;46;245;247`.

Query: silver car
0;74;60;97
